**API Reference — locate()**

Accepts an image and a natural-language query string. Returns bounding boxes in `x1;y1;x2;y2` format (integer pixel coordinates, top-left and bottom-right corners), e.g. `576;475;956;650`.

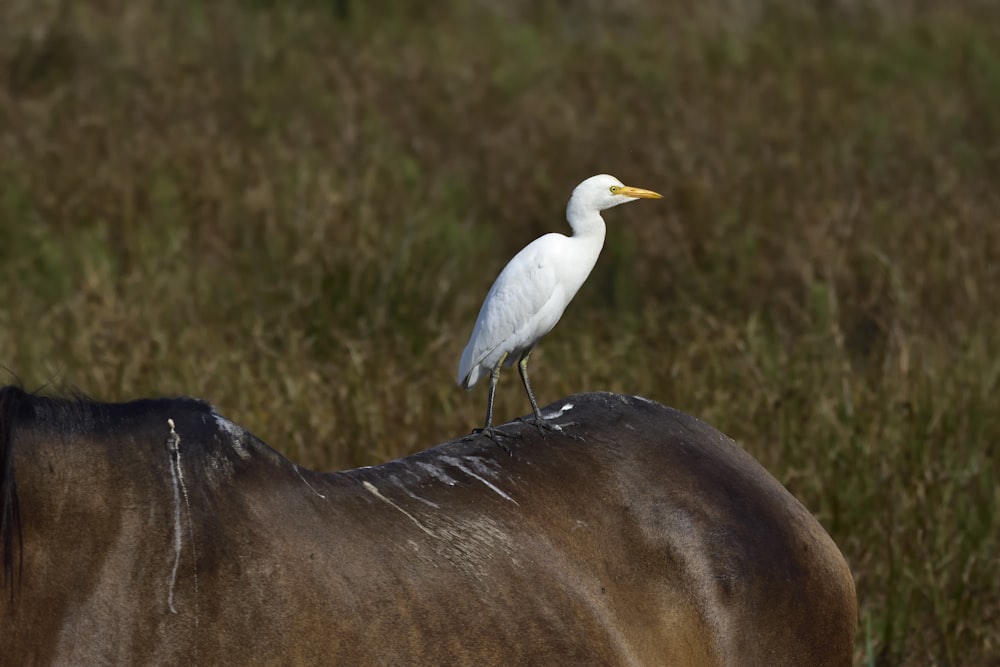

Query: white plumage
457;174;662;441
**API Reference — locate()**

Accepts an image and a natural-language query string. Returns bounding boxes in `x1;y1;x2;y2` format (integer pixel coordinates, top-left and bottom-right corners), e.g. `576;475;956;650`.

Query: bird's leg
517;351;562;436
517;351;543;422
473;353;514;453
483;352;505;430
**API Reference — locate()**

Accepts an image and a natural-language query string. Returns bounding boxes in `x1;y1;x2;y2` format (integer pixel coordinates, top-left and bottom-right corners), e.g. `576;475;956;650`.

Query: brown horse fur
0;386;856;665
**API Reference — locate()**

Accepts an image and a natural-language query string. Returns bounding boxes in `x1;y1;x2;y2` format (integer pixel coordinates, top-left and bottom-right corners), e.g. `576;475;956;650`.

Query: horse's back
0;388;856;666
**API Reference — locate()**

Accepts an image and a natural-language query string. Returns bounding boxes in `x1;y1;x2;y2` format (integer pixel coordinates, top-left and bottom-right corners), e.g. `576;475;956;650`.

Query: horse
0;385;856;665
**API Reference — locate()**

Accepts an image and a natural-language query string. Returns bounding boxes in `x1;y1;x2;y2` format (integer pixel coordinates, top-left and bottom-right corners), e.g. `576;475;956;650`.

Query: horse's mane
0;386;27;600
10;387;212;432
0;385;216;600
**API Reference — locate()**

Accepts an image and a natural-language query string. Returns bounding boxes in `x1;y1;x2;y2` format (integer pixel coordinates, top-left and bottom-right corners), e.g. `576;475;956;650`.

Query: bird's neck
566;203;607;243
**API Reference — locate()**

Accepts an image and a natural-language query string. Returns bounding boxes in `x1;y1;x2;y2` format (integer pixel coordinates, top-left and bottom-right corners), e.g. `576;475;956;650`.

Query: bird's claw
472;426;516;454
520;416;564;438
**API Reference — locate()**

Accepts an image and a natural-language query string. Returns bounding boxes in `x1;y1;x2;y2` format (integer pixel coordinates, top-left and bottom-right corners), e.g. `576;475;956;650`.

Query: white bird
457;174;663;443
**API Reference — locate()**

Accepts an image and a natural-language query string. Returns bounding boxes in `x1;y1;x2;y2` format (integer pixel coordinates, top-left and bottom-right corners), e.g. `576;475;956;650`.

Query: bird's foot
520;416;564;438
472;425;517;454
518;417;586;441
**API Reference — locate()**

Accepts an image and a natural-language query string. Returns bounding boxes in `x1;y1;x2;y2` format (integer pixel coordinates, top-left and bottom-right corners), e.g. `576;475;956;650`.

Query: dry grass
1;1;998;663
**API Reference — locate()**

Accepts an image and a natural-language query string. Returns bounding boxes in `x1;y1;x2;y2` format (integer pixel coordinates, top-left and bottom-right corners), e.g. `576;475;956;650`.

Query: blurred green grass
1;0;998;664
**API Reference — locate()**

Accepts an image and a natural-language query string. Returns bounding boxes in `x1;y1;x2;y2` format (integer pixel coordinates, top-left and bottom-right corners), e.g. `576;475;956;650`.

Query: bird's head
571;174;663;212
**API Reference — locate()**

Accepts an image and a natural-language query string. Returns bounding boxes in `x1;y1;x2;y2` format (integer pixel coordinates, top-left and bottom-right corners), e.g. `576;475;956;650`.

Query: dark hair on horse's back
0;385;29;600
0;385;220;601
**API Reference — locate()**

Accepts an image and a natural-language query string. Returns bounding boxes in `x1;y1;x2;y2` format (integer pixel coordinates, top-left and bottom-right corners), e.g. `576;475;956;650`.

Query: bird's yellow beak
618;185;663;199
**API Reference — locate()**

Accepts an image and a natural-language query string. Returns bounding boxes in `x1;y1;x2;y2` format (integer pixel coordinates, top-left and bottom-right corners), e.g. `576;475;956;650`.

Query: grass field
1;0;998;663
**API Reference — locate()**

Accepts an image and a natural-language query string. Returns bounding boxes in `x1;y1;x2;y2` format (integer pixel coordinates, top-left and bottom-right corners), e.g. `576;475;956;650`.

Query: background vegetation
1;0;997;663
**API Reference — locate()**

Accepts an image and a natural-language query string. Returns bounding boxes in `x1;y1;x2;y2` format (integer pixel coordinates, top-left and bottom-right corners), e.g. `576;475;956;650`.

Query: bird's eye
609;186;619;193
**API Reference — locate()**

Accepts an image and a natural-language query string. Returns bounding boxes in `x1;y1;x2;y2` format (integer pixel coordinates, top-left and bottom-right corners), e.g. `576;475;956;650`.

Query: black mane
0;385;217;599
5;386;214;433
0;386;25;599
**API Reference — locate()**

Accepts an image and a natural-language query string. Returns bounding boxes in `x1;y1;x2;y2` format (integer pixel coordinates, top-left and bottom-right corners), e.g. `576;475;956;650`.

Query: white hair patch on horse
390;475;440;508
294;465;327;499
465;456;504;480
212;412;251;460
415;461;459;486
440;456;518;505
362;481;435;537
165;418;199;624
547;402;574;418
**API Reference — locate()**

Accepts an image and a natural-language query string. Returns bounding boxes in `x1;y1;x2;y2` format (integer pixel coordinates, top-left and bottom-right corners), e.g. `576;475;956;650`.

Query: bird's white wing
458;234;565;388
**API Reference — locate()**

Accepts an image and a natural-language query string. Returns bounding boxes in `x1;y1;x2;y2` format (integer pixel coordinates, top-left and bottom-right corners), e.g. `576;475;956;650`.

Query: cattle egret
457;174;663;443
